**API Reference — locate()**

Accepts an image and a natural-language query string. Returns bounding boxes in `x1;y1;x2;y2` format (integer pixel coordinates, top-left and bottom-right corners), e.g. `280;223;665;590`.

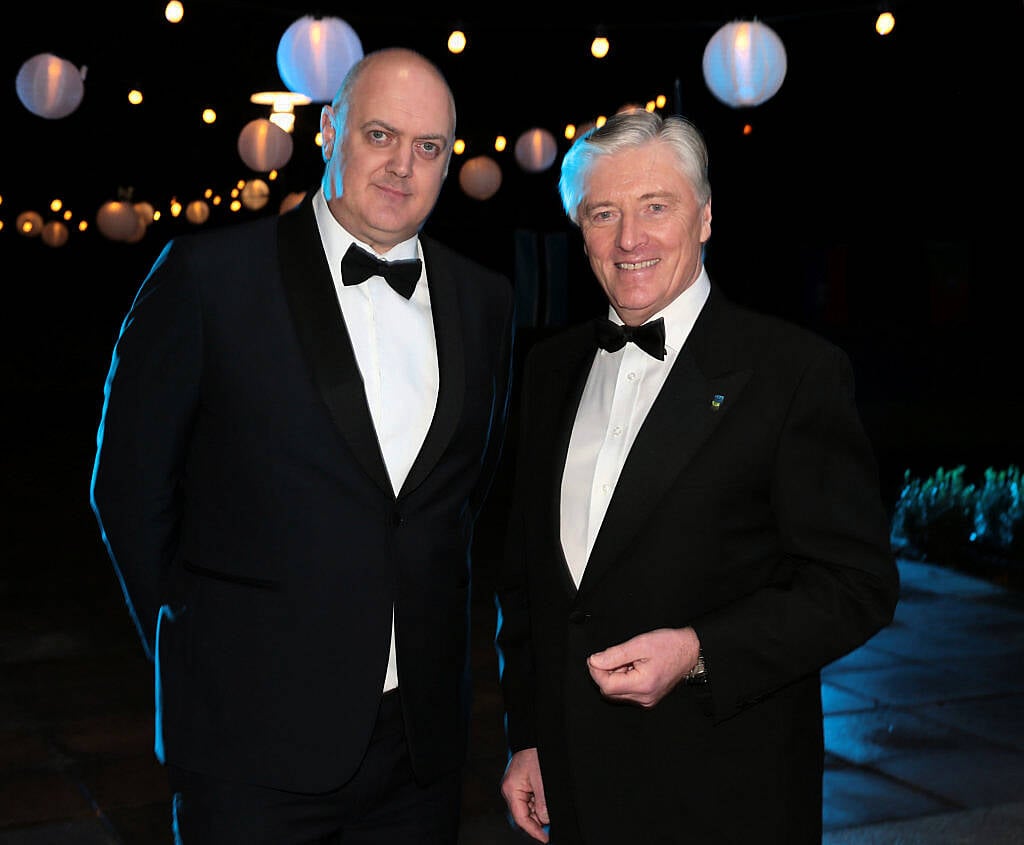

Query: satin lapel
546;329;599;597
400;237;464;497
578;292;751;594
277;196;392;494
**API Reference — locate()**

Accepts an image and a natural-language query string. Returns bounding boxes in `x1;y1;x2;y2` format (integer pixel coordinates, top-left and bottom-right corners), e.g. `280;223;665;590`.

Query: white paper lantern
702;20;787;108
279;191;306;214
185;200;210;225
16;53;85;119
277;15;363;103
96;201;138;241
133;201;156;226
16;210;44;236
41;220;69;247
514;128;558;173
237;118;294;172
241;179;270;210
459;156;502;201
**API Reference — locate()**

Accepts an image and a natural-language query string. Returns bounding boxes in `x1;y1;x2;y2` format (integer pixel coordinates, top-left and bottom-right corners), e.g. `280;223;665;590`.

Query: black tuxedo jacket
496;284;898;844
91;194;515;792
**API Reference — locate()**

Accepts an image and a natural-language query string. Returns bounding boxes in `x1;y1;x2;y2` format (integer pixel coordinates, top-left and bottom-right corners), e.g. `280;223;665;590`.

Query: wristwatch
685;647;708;685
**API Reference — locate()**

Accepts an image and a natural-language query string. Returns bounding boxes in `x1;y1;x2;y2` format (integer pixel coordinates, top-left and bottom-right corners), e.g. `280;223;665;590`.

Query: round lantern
185;200;210;225
15;53;85;119
241;178;270;210
16;211;44;236
514;128;558;173
134;201;156;226
702;20;787;108
96;201;139;241
459;156;502;201
277;15;364;103
124;214;147;243
279;191;306;214
238;118;294;172
41;220;69;247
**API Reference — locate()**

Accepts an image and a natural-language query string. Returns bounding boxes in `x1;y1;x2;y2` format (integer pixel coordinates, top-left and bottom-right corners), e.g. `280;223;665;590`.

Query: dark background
3;2;1021;511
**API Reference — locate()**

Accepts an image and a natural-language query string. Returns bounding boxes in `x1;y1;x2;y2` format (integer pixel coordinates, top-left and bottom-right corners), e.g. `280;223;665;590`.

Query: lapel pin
711;393;725;410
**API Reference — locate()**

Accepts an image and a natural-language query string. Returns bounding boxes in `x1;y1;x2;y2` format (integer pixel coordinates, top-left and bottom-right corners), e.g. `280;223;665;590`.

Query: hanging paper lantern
237;118;294;172
514;128;558;173
277;15;363;103
241;178;270;210
133;201;156;226
279;191;306;214
96;200;140;241
16;210;44;236
702;20;787;108
459;156;502;201
124;214;147;243
15;53;85;119
185;200;210;225
41;220;69;247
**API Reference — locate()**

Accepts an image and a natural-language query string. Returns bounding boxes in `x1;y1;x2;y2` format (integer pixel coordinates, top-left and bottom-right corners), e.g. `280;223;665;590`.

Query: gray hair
558;111;711;225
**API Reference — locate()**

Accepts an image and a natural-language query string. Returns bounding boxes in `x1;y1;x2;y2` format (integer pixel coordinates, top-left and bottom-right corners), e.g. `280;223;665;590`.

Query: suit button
392;511;404;528
568;610;591;624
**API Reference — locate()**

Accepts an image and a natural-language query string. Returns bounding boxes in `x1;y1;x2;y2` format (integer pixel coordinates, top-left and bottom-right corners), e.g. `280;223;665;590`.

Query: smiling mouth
616;258;659;271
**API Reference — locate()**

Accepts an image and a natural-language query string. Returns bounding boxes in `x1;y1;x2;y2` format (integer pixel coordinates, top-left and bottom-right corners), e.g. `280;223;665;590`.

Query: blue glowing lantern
702;20;787;108
276;15;363;103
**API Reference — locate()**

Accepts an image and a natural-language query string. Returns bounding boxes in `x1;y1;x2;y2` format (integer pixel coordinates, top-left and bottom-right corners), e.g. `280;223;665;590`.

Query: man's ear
320;106;335;160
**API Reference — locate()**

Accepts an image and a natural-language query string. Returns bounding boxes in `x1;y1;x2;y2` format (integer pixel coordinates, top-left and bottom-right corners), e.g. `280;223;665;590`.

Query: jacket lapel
399;236;464;497
578;289;752;593
277;196;393;494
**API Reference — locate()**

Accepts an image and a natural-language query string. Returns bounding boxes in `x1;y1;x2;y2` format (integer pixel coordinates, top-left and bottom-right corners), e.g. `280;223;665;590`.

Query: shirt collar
313;186;421;281
607;266;710;356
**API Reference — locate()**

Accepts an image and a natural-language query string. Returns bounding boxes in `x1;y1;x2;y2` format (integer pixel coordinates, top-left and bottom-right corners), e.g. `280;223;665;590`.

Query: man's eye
368;129;388;142
649;203;666;213
417;141;442;158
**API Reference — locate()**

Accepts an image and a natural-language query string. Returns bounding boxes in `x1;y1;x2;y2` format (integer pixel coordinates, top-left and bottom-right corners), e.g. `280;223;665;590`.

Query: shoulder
711;286;847;365
421;235;509;287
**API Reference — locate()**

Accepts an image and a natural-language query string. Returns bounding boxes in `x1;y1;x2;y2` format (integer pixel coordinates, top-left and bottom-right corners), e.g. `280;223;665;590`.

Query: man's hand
500;747;550;842
587;626;700;708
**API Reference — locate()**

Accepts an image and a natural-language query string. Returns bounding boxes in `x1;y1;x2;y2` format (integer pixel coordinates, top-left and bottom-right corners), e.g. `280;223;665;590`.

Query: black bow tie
594;317;667;360
341;243;422;299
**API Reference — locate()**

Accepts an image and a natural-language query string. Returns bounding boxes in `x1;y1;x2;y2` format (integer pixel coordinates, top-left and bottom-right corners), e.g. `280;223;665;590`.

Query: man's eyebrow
359;120;449;144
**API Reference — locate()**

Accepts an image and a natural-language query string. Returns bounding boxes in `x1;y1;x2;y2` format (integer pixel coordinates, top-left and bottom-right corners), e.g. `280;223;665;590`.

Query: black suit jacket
91;194;515;792
496;284;898;844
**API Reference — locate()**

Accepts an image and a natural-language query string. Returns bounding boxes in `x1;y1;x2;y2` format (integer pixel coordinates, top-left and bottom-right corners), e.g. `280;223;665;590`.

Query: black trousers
167;691;462;844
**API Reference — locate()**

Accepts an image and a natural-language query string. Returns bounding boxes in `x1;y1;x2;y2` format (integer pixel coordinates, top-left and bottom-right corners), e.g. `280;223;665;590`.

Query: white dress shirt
313;188;439;691
560;268;711;588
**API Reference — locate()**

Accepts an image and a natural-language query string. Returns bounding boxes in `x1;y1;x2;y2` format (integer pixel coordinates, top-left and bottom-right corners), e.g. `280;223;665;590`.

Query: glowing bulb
591;36;609;59
165;1;184;23
128;89;143;105
875;12;895;36
564;125;576;140
448;30;467;54
453;139;466;155
202;108;217;124
494;136;507;152
50;198;63;213
656;94;667;109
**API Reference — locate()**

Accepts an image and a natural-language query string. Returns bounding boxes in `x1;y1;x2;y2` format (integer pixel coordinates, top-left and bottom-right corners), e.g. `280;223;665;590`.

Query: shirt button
612;425;623;437
626;371;638;382
601;483;610;494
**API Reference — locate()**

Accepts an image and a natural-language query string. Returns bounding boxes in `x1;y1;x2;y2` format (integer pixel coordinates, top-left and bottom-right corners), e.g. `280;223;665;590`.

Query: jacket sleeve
695;342;900;721
89;238;203;659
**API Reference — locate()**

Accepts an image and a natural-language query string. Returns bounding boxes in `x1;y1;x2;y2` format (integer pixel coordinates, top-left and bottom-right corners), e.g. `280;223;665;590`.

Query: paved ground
2;399;1023;843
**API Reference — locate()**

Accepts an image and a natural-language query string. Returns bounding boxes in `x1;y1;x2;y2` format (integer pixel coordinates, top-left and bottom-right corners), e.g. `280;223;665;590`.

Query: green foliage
891;465;1022;563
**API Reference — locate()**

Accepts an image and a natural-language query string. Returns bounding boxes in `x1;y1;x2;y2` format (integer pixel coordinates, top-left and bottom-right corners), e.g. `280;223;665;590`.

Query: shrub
890;465;1022;564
